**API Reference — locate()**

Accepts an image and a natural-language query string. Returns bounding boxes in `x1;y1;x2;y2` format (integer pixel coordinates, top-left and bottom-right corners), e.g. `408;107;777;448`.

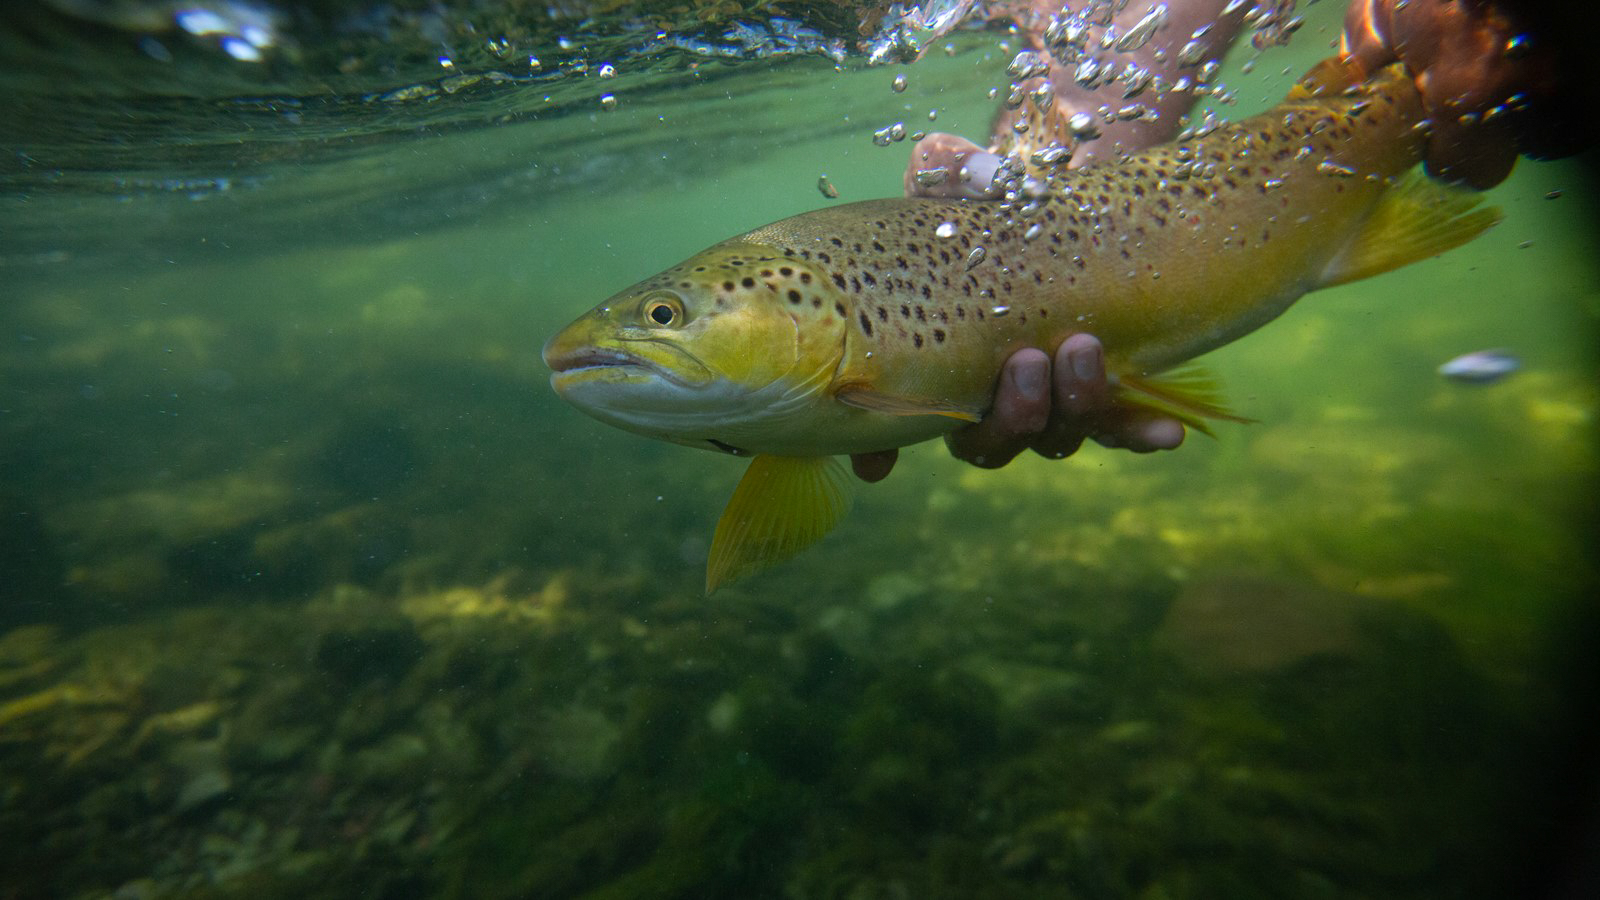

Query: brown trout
543;59;1498;591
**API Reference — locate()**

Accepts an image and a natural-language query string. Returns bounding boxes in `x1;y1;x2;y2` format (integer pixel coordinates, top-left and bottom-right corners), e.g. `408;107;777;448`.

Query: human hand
848;334;1185;482
1341;0;1570;188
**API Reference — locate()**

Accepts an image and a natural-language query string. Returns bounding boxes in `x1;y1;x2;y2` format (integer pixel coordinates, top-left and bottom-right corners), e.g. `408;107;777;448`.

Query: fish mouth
543;341;709;390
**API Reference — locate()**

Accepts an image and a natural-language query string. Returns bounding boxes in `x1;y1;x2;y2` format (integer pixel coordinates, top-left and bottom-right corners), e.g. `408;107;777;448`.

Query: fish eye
642;292;685;328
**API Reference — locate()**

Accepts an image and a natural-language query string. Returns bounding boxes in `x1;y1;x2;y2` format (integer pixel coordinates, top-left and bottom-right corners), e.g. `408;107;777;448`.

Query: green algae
1;3;1596;897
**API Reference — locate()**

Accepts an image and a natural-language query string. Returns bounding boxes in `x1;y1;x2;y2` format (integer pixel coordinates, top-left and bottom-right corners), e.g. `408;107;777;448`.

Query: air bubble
1007;51;1049;80
1068;111;1101;140
1115;5;1168;53
990;304;1010;317
915;168;950;187
599;93;618;111
598;63;617;79
892;74;908;93
1177;39;1208;67
965;247;987;269
1030;145;1070;167
935;222;958;239
1074;58;1102;88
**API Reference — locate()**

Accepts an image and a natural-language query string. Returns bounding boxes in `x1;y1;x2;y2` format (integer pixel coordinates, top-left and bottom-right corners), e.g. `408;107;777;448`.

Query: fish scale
543;58;1500;590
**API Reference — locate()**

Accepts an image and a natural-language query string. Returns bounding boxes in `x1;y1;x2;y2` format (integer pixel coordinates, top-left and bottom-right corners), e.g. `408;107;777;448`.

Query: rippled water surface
3;2;1597;898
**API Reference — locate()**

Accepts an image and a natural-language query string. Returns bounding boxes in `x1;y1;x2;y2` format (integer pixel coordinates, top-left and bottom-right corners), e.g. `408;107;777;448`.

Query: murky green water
3;3;1597;898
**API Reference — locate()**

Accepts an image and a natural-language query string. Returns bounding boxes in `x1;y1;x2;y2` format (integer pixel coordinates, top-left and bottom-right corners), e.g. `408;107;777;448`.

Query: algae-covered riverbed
2;2;1597;897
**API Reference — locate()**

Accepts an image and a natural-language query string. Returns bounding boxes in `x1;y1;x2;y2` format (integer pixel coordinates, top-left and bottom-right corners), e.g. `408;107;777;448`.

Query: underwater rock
1155;574;1368;676
173;765;232;814
313;624;425;684
313;413;423;501
0;493;73;628
538;705;622;781
253;504;413;588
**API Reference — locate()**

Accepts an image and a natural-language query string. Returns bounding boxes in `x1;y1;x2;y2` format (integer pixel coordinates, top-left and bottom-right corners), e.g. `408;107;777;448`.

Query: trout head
543;243;850;455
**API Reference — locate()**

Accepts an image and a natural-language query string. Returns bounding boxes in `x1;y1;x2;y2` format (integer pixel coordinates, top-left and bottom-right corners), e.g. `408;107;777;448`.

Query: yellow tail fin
706;454;855;594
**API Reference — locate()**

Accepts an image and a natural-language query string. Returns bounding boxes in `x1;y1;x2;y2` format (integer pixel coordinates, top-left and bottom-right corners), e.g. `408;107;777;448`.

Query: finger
1093;415;1186;453
1054;333;1109;417
1422;109;1518;189
945;348;1051;467
850;449;898;483
1027;420;1089;460
904;133;1005;200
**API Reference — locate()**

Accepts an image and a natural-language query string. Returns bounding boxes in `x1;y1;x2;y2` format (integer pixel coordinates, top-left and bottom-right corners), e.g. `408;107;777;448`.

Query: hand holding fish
1341;0;1580;189
848;335;1184;482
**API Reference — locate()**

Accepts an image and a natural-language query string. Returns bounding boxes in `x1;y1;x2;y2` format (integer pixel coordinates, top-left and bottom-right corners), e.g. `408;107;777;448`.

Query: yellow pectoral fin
1320;171;1502;289
835;384;984;422
1117;365;1253;437
706;454;856;594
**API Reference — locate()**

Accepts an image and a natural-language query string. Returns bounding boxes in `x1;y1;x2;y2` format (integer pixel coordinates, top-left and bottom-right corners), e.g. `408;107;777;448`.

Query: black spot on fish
779;266;793;276
859;312;873;336
835;302;846;317
876;307;888;322
741;277;756;288
833;273;847;289
900;304;910;318
788;289;802;304
831;238;843;247
722;281;735;291
913;333;923;348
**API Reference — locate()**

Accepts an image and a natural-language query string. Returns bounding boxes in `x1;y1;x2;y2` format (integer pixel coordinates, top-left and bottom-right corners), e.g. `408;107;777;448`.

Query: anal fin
706;454;856;594
1117;365;1252;437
